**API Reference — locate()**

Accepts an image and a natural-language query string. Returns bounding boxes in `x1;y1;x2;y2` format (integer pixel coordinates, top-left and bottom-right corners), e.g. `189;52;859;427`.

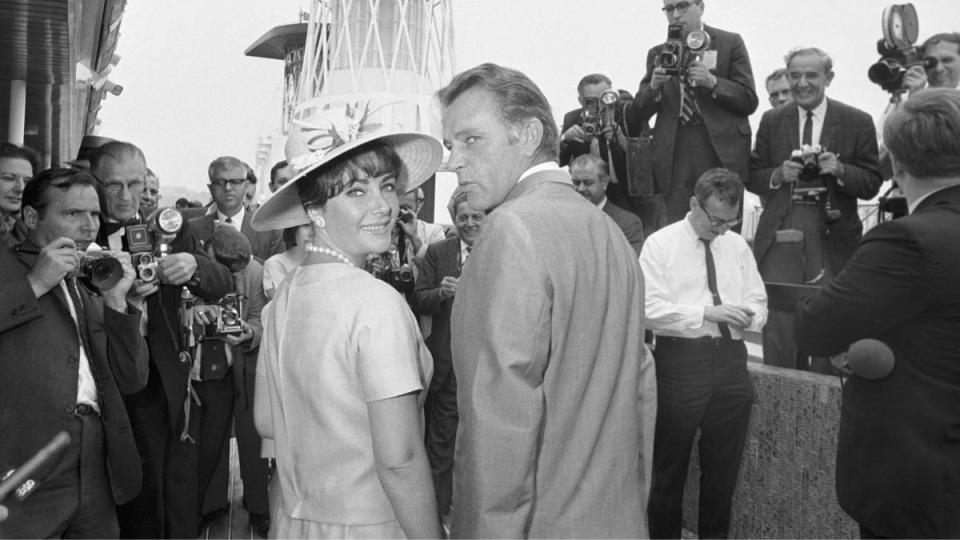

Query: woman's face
317;171;399;264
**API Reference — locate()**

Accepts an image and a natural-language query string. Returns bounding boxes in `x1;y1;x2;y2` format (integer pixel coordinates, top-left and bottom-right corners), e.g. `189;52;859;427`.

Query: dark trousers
165;375;235;539
0;413;118;538
424;364;458;516
234;355;270;515
665;124;722;224
118;363;169;538
648;337;754;539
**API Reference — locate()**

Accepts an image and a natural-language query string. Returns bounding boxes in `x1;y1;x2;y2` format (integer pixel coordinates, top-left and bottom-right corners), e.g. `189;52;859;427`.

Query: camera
127;207;183;283
867;3;933;94
215;293;246;335
656;24;711;77
397;207;415;225
579;90;621;137
790;145;828;193
76;252;123;290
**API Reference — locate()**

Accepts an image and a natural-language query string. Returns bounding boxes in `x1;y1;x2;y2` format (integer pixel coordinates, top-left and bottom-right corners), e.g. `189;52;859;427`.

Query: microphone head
847;338;895;380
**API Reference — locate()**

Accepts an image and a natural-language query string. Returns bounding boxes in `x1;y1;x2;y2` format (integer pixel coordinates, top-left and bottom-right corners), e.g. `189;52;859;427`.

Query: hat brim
251;131;443;232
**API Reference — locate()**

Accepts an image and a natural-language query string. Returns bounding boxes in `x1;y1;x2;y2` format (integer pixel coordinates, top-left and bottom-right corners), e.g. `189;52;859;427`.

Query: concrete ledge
682;363;858;538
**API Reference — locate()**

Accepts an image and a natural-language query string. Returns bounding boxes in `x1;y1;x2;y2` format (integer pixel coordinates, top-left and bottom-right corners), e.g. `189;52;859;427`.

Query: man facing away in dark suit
796;88;960;539
410;190;484;524
747;48;881;372
0;168;148;538
624;0;758;225
571;153;645;255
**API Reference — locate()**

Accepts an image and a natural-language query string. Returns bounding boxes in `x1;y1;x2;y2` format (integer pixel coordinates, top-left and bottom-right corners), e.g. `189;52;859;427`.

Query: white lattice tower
295;0;455;136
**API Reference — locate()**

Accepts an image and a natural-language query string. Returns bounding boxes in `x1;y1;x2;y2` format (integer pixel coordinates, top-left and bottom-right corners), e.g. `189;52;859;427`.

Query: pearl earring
312;215;325;229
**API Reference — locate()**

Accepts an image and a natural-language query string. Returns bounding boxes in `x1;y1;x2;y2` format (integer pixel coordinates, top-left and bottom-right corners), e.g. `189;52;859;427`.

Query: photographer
624;0;758;225
899;32;960;93
0;168;148;538
89;141;236;538
747;48;881;372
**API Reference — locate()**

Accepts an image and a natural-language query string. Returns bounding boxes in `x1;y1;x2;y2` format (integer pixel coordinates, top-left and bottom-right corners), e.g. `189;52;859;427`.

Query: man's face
140;174;160;215
270;164;294;193
925;40;960;89
27;184;101;250
443;87;533;212
453;200;484;246
662;0;703;37
766;75;793;108
93;155;146;221
578;81;612;107
689;194;740;241
209;165;249;216
571;163;609;205
787;52;833;111
0;157;33;215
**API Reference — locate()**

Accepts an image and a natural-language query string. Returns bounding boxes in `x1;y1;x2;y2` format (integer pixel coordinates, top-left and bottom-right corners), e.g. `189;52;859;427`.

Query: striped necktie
679;82;702;126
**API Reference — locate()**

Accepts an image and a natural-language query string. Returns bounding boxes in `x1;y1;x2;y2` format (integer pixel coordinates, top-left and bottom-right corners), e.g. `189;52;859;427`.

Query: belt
657;335;740;344
75;403;98;416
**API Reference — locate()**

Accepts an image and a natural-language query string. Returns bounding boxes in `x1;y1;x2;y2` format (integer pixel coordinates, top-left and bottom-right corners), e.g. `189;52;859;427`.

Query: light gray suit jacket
451;168;656;538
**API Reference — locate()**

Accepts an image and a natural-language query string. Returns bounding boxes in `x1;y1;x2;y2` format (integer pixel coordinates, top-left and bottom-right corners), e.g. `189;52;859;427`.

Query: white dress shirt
798;98;828;147
639;215;768;339
60;280;99;411
217;205;246;233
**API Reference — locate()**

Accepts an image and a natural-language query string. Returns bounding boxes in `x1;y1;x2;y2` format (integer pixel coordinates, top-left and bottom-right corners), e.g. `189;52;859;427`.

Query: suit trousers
235;355;270;515
0;413;118;539
424;365;458;516
666;125;722;224
648;336;754;539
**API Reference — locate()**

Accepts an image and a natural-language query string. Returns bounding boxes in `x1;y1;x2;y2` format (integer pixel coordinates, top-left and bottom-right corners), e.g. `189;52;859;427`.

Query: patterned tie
679;82;702;126
701;239;732;339
802;110;813;146
66;278;93;356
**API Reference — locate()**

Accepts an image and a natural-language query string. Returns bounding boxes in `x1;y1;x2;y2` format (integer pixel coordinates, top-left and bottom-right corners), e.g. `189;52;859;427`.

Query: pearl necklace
305;243;354;266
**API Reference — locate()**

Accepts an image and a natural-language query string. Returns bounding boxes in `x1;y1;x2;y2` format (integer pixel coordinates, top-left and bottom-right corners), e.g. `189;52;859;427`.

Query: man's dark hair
694;168;744;207
884;88;960;179
437;63;559;163
577;73;612;96
920;32;960;56
765;68;788;85
89;141;147;179
22;167;102;218
0;142;40;174
270;160;289;183
246;165;257;185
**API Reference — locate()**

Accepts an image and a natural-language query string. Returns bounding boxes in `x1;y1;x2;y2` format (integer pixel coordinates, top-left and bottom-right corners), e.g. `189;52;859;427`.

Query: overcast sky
99;0;959;208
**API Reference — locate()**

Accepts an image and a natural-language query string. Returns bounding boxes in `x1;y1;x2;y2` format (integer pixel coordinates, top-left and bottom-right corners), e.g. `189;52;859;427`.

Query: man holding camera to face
89;141;236;538
747;48;881;372
0;168;148;538
624;0;758;226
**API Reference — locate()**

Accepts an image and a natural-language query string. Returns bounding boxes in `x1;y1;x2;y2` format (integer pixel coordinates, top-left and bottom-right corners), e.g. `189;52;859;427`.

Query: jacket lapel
784;104;800;151
819;99;840;152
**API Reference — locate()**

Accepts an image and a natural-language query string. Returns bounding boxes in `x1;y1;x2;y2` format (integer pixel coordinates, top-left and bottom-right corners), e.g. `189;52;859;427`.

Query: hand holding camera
685;60;717;89
158;252;198;285
96;250;138;312
561;124;589;144
440;275;459;299
27;237;80;298
817;151;844;178
396;207;418;238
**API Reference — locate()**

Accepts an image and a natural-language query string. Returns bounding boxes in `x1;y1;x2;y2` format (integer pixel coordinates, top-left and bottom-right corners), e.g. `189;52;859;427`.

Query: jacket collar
503;167;573;205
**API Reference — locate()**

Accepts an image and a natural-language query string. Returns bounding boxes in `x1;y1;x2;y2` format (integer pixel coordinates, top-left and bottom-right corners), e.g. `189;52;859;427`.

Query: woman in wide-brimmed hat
252;103;443;539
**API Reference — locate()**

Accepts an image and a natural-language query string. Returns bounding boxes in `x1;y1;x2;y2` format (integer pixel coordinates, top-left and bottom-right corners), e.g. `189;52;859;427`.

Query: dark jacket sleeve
835;110;882;201
175;218;234;301
103;303;149;395
747;109;780;197
0;272;43;334
411;242;448;316
710;31;759;117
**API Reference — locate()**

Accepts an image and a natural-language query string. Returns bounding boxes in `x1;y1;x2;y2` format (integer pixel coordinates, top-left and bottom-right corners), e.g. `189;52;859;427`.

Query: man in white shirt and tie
640;167;767;539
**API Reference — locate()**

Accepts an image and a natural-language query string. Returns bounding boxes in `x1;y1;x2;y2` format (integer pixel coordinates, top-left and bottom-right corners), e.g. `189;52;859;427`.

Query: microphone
846;339;895;380
0;431;71;502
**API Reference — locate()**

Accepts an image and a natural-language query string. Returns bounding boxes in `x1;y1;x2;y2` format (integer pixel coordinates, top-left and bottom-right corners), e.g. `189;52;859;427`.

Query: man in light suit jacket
748;48;881;371
0;168;148;538
439;63;656;538
570;154;645;255
624;0;758;224
411;192;485;521
797;88;960;539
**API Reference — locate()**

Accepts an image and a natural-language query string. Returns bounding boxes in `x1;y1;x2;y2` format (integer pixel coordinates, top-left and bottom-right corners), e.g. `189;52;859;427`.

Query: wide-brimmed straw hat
251;101;442;231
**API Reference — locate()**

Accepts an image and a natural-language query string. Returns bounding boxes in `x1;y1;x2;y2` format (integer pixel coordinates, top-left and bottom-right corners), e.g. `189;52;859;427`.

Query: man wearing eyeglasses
747;48;881;372
639;168;767;540
624;0;758;226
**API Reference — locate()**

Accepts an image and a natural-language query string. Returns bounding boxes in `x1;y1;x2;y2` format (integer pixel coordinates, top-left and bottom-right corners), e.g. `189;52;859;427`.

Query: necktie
224;216;233;224
701;239;731;339
802;110;813;146
66;278;92;355
679;82;701;126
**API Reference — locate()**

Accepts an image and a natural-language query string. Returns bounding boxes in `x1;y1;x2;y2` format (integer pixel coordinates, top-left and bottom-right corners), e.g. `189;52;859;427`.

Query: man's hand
27;237;79;298
686;61;717;89
159;252;198;286
439;276;459;299
561;124;589;144
398;210;419;239
817;151;845;178
192;304;219;327
649;67;672;91
126;279;159;312
222;320;253;346
100;251;136;312
705;304;755;329
777;160;804;185
903;65;927;94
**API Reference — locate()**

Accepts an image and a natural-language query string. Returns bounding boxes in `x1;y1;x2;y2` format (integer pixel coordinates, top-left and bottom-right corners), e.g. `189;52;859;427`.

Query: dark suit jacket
625;24;758;195
411;236;461;388
189;211;285;264
603;200;645;255
748;99;882;275
0;241;149;505
796;184;960;538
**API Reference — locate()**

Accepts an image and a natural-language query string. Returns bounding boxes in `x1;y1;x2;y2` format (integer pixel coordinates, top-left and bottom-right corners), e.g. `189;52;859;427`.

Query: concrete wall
682;363;859;539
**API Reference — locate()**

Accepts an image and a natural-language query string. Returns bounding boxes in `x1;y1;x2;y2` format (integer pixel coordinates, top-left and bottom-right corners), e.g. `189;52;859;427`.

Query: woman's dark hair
282;225;302;250
297;141;403;210
0;142;40;174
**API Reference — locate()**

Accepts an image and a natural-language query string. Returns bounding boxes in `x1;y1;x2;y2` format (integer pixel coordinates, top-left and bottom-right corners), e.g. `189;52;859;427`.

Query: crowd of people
1;1;959;539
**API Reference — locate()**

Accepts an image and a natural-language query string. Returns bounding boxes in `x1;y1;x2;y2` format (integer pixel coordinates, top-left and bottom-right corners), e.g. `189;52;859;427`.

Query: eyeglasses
102;180;145;197
0;172;31;184
699;200;742;227
662;1;696;15
211;178;247;189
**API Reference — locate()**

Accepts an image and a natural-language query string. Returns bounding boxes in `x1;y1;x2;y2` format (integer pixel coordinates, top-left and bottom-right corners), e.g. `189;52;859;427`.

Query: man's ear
22;205;39;230
518;117;544;158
